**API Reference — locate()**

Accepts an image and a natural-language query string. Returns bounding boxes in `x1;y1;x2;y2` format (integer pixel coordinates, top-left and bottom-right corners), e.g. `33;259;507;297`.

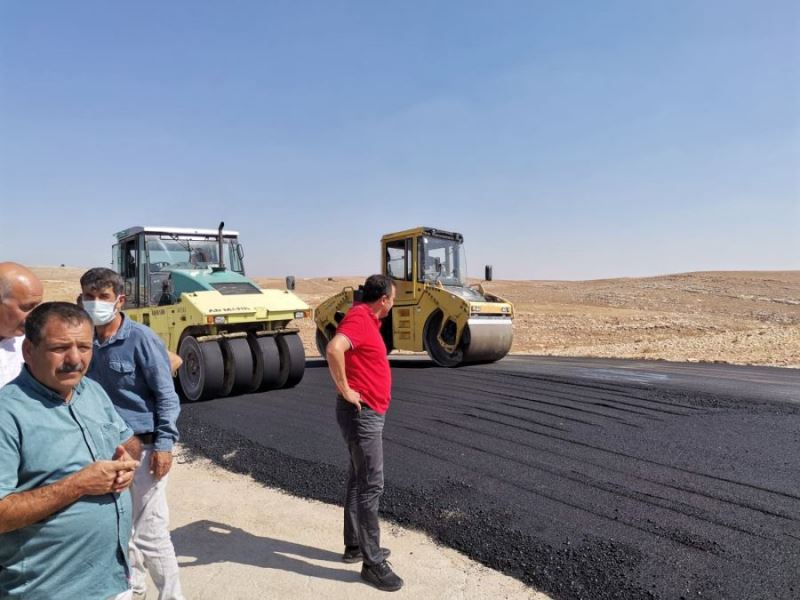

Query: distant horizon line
27;265;800;284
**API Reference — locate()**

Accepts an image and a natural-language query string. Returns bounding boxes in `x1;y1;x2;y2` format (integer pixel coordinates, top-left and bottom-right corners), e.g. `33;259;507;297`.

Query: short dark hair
80;267;124;296
25;302;92;346
361;274;395;303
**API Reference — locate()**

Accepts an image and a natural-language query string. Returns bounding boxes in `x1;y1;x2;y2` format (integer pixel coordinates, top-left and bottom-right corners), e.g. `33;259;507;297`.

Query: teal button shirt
0;367;134;600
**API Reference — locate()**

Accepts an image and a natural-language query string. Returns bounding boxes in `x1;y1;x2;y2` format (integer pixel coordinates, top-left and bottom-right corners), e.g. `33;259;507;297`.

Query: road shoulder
166;446;550;600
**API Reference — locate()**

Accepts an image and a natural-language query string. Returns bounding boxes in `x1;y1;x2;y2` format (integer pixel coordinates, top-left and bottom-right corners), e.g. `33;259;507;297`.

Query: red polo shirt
337;303;392;414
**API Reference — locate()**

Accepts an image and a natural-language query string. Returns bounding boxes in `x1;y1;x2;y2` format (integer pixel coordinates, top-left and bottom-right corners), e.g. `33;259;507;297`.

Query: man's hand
75;447;139;495
150;450;173;480
341;388;362;411
167;351;183;376
122;435;143;461
112;445;138;491
0;446;136;534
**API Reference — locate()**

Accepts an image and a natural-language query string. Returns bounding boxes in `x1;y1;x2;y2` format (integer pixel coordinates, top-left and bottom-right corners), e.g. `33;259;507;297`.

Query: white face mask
82;299;119;326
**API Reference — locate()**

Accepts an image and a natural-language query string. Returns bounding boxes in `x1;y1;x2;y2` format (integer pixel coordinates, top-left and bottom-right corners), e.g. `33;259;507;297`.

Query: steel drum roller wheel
178;336;225;401
460;317;513;363
277;333;305;388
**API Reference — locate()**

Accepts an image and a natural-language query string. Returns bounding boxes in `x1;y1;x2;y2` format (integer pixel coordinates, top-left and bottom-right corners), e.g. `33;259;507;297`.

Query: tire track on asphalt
424;408;800;503
391;423;776;543
388;430;747;555
429;417;800;522
401;374;700;423
398;383;655;426
453;373;701;417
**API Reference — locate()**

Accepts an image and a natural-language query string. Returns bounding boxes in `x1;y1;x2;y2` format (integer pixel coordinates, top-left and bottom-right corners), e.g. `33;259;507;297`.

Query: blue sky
1;1;798;280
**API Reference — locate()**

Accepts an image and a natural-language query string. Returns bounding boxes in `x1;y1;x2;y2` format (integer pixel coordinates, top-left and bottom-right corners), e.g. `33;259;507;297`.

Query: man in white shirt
0;263;43;387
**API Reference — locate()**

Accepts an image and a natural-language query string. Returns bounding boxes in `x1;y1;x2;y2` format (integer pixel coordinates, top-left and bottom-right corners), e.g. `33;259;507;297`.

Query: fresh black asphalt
178;356;800;600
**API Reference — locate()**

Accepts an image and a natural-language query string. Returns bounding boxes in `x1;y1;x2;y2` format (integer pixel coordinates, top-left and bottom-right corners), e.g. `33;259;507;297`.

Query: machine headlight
213;316;226;324
501;306;511;314
471;306;482;313
294;311;306;319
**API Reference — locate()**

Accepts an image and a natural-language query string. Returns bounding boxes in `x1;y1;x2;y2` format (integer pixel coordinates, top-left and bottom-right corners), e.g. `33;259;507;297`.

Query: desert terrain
34;267;800;368
28;267;799;599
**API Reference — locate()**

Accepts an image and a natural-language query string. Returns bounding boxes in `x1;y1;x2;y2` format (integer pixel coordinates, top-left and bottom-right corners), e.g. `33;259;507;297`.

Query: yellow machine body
124;288;310;353
314;227;514;366
113;224;309;401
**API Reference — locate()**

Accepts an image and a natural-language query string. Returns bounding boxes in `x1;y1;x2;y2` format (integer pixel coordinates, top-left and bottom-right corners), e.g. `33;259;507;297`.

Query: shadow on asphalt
172;519;356;583
388;358;436;369
304;358;329;369
305;357;437;369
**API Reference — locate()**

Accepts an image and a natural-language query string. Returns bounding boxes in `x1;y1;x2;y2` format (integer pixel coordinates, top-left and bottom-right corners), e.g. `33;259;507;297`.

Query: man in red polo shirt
326;274;403;592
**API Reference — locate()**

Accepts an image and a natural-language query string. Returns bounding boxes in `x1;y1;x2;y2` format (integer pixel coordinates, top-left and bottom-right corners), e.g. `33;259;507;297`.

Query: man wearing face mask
80;268;185;600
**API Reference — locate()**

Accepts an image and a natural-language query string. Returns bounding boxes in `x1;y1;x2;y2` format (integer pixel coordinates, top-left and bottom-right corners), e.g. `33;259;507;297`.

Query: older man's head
0;262;44;339
22;302;93;400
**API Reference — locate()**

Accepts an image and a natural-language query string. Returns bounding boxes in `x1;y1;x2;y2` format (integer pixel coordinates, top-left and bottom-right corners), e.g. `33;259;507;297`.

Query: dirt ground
168;447;548;600
39;267;800;368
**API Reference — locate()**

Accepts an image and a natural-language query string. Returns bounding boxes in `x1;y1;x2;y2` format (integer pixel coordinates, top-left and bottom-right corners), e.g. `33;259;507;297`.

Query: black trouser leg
337;398;385;566
343;459;359;548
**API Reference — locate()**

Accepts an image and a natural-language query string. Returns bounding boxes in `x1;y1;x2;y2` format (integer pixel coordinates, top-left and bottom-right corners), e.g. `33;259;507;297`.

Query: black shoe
342;545;391;563
361;560;404;592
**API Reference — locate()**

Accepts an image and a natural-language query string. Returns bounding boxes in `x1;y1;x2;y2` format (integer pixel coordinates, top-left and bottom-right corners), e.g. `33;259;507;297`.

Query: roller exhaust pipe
213;221;226;272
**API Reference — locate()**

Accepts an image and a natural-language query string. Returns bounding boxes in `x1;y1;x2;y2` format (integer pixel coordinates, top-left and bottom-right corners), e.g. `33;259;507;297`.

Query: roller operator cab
113;223;310;401
314;227;514;367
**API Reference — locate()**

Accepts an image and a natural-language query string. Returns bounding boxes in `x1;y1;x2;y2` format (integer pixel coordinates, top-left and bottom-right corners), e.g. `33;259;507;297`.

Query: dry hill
34;268;800;368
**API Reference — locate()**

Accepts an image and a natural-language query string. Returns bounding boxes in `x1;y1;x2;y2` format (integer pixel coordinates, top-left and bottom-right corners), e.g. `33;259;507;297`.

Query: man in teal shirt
0;302;140;600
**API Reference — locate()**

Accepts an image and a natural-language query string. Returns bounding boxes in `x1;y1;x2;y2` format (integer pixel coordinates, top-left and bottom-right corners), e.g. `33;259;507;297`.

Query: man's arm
0;447;139;534
138;332;181;479
326;334;361;410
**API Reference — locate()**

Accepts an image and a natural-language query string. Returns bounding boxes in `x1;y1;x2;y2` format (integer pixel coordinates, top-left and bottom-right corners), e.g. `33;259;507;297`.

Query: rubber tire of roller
256;336;282;391
178;336;226;402
220;337;257;395
277;333;305;388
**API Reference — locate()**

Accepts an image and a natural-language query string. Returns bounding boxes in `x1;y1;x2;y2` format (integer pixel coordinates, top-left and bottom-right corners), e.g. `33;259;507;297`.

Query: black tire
254;335;282;391
178;336;225;401
315;327;329;359
277;333;305;388
380;311;394;354
245;333;264;391
424;312;464;367
220;337;257;395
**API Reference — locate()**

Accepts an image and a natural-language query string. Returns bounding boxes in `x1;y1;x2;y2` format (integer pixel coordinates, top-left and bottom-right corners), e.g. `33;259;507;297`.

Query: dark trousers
336;397;386;566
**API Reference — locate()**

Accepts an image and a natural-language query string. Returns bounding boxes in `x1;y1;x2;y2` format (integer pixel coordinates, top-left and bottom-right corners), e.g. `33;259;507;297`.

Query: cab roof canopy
381;227;463;243
115;226;240;241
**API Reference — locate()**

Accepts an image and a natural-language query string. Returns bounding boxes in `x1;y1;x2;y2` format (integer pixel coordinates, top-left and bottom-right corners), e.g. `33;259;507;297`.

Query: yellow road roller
314;227;514;367
112;223;310;401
